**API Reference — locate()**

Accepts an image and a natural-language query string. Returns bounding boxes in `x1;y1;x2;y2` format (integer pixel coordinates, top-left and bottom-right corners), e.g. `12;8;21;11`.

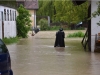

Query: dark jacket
54;30;65;47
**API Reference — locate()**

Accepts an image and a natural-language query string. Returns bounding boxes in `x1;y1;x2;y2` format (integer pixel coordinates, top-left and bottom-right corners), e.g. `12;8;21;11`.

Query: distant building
17;0;39;29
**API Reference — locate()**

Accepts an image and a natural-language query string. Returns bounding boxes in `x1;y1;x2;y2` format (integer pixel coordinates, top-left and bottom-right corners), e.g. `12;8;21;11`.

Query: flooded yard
7;30;100;75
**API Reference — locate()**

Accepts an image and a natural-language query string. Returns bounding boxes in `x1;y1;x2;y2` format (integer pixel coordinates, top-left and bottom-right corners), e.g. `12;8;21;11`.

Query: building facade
17;0;39;29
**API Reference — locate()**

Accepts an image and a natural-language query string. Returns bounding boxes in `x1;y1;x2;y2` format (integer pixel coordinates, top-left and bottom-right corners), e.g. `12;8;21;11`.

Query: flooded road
7;31;100;75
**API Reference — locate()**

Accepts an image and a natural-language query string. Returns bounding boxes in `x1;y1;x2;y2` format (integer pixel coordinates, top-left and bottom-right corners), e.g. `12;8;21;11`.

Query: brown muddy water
7;32;100;75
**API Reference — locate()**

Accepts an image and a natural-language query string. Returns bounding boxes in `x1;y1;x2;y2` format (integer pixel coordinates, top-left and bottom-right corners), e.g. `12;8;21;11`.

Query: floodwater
7;35;100;75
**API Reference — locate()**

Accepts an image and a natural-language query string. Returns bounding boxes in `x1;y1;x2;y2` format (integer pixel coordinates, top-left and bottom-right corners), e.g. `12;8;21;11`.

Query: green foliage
48;26;71;30
37;0;55;21
76;27;85;30
0;0;17;8
3;37;19;44
37;0;89;27
16;5;32;38
49;26;60;30
38;18;49;30
54;0;74;24
67;31;85;38
91;1;100;26
54;0;88;25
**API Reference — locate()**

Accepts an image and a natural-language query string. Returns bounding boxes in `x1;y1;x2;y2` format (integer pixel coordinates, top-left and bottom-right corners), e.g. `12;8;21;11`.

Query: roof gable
17;0;39;10
24;0;39;10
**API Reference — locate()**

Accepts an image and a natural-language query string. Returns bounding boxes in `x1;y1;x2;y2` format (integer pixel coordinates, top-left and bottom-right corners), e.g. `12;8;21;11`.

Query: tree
54;0;88;25
92;1;100;26
37;0;88;27
0;0;17;8
37;0;55;22
16;5;32;38
38;18;48;30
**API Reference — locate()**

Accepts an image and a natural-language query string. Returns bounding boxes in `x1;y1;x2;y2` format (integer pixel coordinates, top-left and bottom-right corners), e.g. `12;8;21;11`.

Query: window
10;10;12;21
15;11;16;21
4;9;6;21
13;11;14;21
7;10;9;21
1;12;3;21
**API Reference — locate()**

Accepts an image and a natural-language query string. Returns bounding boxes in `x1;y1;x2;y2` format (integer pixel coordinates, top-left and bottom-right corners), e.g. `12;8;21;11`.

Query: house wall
29;10;36;29
0;12;2;39
91;1;100;52
0;5;17;39
4;21;16;38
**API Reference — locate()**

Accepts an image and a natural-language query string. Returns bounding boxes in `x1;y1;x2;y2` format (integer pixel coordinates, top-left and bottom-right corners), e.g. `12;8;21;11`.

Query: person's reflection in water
54;28;65;47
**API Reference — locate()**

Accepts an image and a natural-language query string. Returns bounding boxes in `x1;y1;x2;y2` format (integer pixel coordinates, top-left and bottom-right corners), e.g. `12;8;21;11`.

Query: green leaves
91;1;100;26
0;0;17;8
16;4;32;38
38;18;48;30
67;31;85;38
37;0;88;26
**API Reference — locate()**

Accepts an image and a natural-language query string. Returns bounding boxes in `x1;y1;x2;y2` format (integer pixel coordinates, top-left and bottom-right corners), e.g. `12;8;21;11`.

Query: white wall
0;12;2;39
0;5;17;39
91;1;100;52
4;21;16;38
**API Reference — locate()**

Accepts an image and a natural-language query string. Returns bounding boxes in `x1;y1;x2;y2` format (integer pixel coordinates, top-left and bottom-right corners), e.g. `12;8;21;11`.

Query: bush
67;31;85;38
3;37;19;44
76;27;85;30
38;18;49;30
49;26;60;30
16;5;32;38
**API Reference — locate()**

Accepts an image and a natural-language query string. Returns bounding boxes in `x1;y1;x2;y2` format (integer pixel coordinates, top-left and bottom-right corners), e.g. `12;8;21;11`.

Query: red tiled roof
16;0;39;10
24;0;39;10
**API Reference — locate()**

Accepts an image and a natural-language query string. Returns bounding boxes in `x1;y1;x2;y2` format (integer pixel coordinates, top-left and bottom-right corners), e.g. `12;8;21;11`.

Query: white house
91;0;100;52
0;5;17;39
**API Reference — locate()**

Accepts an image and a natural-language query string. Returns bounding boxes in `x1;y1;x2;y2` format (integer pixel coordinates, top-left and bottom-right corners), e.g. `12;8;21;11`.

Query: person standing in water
54;28;65;47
